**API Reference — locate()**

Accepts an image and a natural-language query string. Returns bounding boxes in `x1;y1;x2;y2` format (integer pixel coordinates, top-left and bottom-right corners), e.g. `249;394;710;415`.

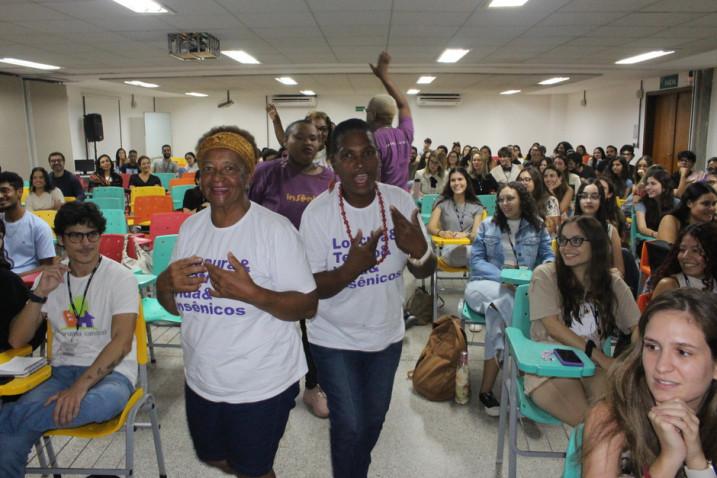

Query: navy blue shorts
185;381;299;477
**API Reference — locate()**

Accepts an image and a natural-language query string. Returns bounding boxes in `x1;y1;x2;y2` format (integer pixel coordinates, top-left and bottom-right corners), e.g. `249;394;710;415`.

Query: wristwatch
28;291;47;304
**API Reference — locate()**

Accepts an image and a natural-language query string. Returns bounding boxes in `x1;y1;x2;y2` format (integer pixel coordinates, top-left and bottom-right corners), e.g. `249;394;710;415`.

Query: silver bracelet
408;245;432;267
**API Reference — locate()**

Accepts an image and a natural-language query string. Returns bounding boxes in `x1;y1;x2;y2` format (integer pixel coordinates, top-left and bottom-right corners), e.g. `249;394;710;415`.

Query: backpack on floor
405;286;433;325
410;314;467;401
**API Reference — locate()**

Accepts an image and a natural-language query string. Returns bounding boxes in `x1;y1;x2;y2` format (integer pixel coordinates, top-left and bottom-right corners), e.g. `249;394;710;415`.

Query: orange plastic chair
180;171;196;180
129;185;165;211
640;243;651;278
169;177;194;189
99;234;125;263
132;196;173;226
149;212;191;241
120;173;131;189
637;293;652;313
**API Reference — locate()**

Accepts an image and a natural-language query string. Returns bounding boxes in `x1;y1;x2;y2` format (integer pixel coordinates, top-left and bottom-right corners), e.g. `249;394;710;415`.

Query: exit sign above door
660;74;679;89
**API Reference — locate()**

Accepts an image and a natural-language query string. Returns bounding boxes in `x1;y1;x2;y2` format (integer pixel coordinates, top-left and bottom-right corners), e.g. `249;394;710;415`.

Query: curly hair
492;181;543;232
652;222;717;291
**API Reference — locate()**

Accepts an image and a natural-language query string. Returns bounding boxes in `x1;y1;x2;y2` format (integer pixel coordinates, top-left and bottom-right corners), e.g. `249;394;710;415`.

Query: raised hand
369;51;391;80
344;228;383;276
206;252;258;302
391;207;427;259
266;103;279;122
161;256;206;293
35;263;70;297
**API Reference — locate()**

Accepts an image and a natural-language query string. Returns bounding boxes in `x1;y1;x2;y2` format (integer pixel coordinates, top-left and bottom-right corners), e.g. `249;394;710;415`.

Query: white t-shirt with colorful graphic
40;256;139;384
172;203;315;404
299;182;424;352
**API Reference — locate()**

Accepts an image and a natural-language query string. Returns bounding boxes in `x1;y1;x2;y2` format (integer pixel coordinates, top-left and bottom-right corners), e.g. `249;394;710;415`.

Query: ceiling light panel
489;0;529;7
185;92;208;97
112;0;169;13
417;76;436;84
615;50;675;65
407;89;420;95
0;58;60;70
124;80;159;88
223;50;260;64
275;77;298;85
538;77;570;85
437;49;470;63
500;89;521;95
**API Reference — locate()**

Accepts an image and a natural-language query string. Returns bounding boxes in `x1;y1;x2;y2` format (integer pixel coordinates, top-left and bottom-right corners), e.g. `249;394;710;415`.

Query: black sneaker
479;392;500;417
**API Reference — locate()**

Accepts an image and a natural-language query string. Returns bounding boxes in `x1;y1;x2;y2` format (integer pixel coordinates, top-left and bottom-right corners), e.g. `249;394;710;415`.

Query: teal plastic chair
92;186;125;207
140;234;181;363
562;424;584;478
87;196;123;210
479;194;497;217
496;284;597;478
171;184;194;210
101;209;128;234
420;194;439;224
630;210;654;255
154;173;175;190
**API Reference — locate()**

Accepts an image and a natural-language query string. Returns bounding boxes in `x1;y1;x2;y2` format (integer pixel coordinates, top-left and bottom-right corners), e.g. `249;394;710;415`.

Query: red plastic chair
640;244;651;278
121;173;131;190
132;196;173;226
99;234;125;263
637;293;652;313
149;212;191;241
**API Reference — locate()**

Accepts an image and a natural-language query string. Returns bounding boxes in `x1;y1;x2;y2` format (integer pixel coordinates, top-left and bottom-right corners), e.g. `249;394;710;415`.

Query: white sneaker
468;324;483;333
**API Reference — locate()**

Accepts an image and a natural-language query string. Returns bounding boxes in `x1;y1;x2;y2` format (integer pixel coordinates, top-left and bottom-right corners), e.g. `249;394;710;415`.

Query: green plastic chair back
512;284;531;336
478;194;497;217
101;209;128;234
92;186;125;205
88;197;123;210
630;209;653;254
562;424;584;478
461;302;486;325
171;184;194;210
154;173;175;190
420;194;439;224
152;234;178;275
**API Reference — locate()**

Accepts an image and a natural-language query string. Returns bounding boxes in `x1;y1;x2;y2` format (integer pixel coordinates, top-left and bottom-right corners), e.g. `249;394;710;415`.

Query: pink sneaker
303;386;329;418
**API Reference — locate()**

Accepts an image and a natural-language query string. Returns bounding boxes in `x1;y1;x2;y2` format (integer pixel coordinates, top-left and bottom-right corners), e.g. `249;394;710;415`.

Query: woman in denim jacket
464;182;554;416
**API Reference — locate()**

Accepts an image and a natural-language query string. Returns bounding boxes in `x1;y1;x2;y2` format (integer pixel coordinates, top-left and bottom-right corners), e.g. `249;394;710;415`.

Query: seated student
119;149;139;175
129;155;162;188
634;168;678;239
0;220;45;351
673;150;705;198
705;167;717;190
181;170;207;214
467;151;499;196
464;182;554;416
597;176;629;243
47;152;85;201
590;146;608;173
88;154;123;190
490;146;522;185
0;201;138;477
25;167;64;212
412;151;446;199
543;165;574;215
651;222;717;298
115;148;127;172
427;168;484;267
527;216;639;427
658;182;717;244
604;157;633;199
0;172;55;275
582;289;717;478
574;180;625;277
183;152;198;173
518;167;560;235
554;155;582;197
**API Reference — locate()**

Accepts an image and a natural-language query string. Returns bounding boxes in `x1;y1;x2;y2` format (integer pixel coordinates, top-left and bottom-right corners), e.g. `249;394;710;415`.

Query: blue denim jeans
310;341;402;478
0;366;133;478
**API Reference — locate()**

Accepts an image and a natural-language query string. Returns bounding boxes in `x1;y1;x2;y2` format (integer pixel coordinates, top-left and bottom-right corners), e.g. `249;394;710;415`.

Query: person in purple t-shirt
367;51;414;191
248;119;333;419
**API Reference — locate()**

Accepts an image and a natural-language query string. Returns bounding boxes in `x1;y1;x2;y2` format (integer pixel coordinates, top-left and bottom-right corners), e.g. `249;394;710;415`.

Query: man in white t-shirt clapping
156;125;318;478
299;118;436;478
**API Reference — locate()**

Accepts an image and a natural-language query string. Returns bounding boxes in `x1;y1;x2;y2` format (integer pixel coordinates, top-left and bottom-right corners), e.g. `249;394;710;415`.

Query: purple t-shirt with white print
374;116;414;190
248;158;334;229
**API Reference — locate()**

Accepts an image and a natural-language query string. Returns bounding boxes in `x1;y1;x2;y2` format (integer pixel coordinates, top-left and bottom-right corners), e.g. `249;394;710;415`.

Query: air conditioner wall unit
416;93;462;106
270;94;317;107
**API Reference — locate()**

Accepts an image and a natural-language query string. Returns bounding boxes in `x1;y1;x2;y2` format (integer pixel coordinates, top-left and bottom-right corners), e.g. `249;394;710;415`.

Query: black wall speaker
84;113;104;142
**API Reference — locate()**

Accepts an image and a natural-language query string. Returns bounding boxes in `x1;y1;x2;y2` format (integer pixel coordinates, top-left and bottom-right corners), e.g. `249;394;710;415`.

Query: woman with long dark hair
604;157;632;198
427;168;484;267
575;179;625;276
543;164;573;215
582;289;717;477
527;216;639;426
89;154;122;189
591;146;607;172
464;182;554;416
635;168;678;239
598;176;629;242
517;167;560;235
25;167;64;211
658;182;717;244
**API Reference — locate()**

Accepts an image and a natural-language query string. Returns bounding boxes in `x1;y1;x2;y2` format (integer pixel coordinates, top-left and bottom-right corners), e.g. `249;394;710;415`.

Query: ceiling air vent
270;94;317;107
416;93;462;106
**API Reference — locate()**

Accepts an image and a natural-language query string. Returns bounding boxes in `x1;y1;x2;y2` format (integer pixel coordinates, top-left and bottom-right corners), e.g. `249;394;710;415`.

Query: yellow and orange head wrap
196;131;257;174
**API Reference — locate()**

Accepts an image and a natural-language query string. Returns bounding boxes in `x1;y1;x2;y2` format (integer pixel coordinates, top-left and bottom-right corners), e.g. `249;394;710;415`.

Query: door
644;88;692;173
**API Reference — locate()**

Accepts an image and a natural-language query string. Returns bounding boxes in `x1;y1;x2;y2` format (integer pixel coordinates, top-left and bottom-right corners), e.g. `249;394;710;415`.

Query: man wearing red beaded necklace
299;118;435;478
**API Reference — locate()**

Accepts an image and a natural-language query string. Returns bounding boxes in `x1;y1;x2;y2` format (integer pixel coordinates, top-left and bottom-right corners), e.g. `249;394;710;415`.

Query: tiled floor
28;274;571;477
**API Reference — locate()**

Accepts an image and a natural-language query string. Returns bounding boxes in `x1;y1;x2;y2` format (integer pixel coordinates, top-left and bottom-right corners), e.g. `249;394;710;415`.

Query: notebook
0;356;47;377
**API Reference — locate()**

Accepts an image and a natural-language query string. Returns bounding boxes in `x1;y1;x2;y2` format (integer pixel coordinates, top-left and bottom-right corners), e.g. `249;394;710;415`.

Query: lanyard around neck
67;257;102;331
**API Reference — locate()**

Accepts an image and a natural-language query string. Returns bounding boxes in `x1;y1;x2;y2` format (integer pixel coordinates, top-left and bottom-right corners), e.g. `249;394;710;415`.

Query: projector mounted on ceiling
218;90;234;108
168;32;220;61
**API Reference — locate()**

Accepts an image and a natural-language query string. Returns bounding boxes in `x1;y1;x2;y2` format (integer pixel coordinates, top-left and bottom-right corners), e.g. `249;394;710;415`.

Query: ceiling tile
0;3;72;21
536;11;626;26
306;0;390;12
16;19;105;33
641;0;717;13
560;0;657;12
612;12;702;27
589;25;665;37
240;12;318;28
215;0;309;13
162;14;243;30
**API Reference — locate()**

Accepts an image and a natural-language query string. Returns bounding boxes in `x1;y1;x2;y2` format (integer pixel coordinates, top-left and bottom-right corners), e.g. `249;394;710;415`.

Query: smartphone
553;348;583;367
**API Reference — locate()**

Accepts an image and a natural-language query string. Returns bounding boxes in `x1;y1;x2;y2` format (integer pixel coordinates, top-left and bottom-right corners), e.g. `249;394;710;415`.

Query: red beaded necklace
338;184;391;265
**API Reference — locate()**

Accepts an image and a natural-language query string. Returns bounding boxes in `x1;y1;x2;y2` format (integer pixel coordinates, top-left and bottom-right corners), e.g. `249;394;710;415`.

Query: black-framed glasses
63;231;101;243
578;193;600;201
557;235;589;247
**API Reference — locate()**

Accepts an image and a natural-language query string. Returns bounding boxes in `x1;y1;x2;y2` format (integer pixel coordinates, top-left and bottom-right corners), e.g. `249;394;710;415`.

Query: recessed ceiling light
615;50;675;65
437;49;470;63
500;89;521;95
0;57;60;70
185;92;208;97
538;77;570;85
489;0;529;7
300;90;316;96
275;77;298;85
124;80;159;88
223;50;260;64
417;76;436;85
112;0;169;13
407;89;420;95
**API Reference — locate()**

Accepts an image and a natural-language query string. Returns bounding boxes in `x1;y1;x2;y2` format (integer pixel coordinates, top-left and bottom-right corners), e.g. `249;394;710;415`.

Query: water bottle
455;350;470;405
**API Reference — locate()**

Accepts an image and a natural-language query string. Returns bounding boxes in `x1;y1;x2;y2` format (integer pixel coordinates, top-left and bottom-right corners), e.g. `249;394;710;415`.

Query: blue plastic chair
87;197;123;210
630;210;654;255
420;194;439;224
496;284;597;478
101;209;128;234
92;186;125;208
170;184;194;210
562;424;584;478
478;194;497;217
154;173;175;191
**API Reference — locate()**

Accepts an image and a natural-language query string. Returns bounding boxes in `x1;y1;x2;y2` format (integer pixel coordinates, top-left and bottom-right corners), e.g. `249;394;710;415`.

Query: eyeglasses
518;177;533;183
63;231;101;243
557;235;589;247
578;193;600;201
